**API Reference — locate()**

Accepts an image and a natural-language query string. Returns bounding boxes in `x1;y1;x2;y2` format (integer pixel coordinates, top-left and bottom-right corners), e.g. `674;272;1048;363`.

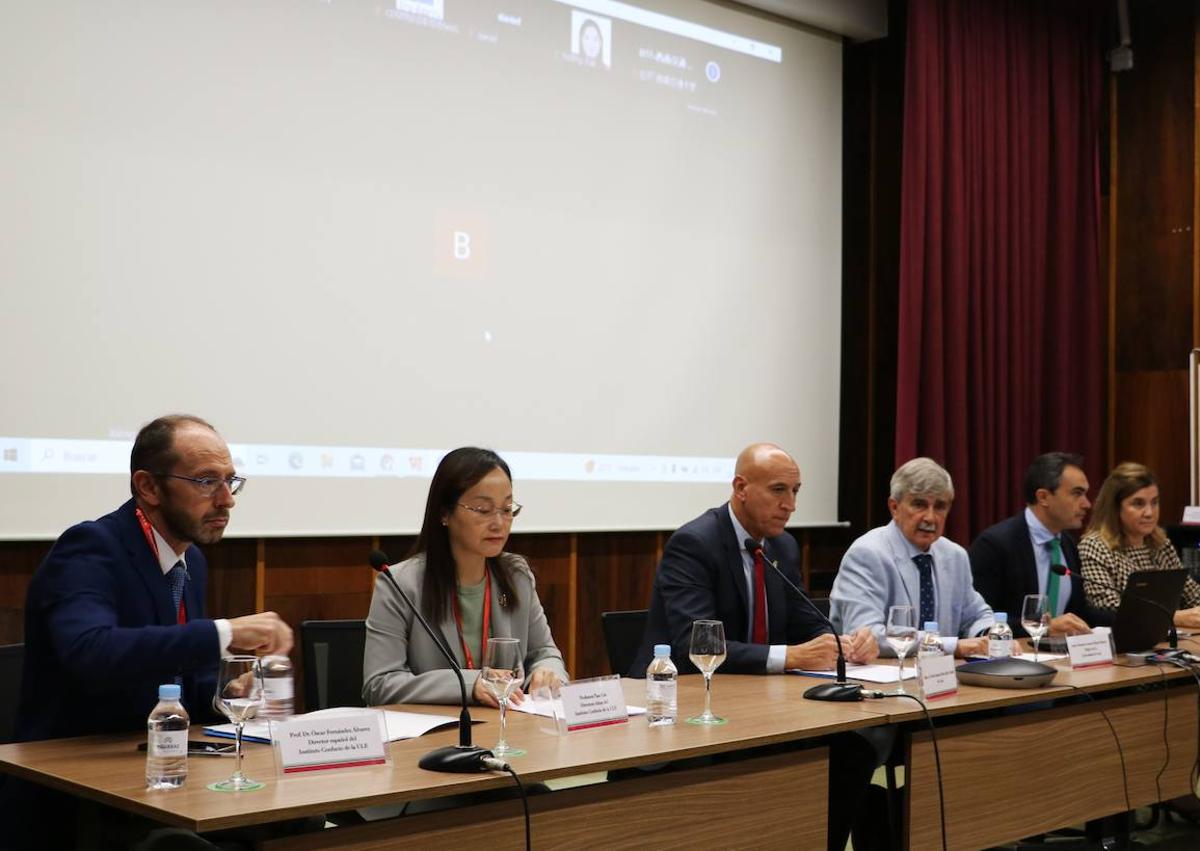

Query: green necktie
1046;538;1063;616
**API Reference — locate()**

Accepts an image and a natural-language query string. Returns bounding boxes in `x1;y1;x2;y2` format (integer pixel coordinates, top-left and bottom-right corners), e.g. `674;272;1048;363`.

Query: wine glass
208;655;265;792
687;620;727;725
481;637;526;758
1021;594;1050;663
885;605;917;694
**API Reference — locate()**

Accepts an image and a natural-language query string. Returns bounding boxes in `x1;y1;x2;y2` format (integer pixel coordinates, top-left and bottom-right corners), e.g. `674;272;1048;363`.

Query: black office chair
300;620;366;711
600;609;648;677
0;643;25;744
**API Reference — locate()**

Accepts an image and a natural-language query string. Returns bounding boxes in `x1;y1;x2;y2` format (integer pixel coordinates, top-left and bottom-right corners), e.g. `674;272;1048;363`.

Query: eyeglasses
457;502;522;521
156;473;247;496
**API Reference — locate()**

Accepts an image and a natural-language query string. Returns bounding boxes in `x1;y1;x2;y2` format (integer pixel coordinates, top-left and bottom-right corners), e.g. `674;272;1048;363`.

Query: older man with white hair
831;457;994;658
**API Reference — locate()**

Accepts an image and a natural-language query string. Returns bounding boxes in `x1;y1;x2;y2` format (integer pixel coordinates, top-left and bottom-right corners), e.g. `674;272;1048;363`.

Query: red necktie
752;546;767;644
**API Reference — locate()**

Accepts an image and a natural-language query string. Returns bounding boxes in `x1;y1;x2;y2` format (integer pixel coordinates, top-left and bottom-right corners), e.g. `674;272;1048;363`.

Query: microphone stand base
804;682;864;702
419;745;493;773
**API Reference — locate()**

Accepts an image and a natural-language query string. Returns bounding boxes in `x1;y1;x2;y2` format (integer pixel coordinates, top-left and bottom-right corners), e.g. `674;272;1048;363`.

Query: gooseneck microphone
368;550;496;772
745;539;863;702
1050;563;1179;649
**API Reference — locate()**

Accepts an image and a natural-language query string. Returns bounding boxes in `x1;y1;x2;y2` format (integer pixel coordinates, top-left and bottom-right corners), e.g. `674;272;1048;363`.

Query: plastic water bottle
918;622;944;658
146;683;189;790
987;612;1014;658
261;655;294;719
645;644;678;726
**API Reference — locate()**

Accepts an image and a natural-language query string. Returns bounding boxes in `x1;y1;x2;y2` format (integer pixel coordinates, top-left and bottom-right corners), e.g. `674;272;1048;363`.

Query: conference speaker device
369;550;496;773
956;657;1057;689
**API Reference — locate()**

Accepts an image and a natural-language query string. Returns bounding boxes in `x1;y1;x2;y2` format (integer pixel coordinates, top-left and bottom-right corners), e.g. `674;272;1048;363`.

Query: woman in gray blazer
363;447;568;707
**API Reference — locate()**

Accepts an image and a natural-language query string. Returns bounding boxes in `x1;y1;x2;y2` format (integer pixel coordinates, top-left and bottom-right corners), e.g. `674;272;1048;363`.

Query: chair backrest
300;620;366;711
0;643;25;744
600;609;649;677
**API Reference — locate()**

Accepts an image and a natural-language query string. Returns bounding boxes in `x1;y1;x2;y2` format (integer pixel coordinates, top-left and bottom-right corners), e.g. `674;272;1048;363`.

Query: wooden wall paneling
800;527;858;597
839;0;905;538
0;541;52;645
203;538;259;622
575;531;660;678
254;539;265;613
1113;370;1191;520
1108;0;1196;520
263;537;374;711
1114;1;1195;375
505;532;573;674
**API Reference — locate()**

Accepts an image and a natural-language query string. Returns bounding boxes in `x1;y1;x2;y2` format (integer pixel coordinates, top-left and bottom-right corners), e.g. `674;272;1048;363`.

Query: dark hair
129;414;216;496
410;447;519;623
1022;452;1085;504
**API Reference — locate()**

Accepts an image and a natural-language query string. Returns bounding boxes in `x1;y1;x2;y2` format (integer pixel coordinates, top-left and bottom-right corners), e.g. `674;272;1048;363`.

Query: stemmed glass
687;620;727;725
209;655;265;792
481;637;526;758
886;605;917;694
1021;594;1051;663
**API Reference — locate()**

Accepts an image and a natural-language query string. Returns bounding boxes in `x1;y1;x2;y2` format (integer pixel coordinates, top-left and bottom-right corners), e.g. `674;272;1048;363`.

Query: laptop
1112;569;1188;653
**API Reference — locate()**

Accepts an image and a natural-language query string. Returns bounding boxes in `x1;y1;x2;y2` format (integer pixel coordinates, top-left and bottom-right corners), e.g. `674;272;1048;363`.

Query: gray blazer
362;552;568;706
830;521;994;657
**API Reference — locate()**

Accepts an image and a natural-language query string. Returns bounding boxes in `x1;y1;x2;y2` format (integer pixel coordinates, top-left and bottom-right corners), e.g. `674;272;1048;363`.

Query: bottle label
149;730;188;758
646;678;676;704
988;637;1013;658
264;676;294;700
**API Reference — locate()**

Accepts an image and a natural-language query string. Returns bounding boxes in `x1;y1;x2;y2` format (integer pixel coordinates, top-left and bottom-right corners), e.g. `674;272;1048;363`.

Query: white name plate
1182;506;1200;525
273;709;388;775
1067;631;1114;669
559;675;628;732
917;654;958;700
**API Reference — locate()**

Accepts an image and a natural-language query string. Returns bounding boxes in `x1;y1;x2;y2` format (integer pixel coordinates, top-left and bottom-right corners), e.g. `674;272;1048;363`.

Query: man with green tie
969;452;1112;637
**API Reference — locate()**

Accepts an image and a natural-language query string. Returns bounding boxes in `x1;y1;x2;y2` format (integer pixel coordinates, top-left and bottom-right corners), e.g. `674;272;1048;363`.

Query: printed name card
558;675;629;732
917;654;958;700
273;710;389;775
1067;630;1114;669
1182;506;1200;526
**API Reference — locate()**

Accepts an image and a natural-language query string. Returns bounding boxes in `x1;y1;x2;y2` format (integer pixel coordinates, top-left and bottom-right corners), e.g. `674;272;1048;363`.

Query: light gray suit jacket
362;553;568;706
830;521;994;656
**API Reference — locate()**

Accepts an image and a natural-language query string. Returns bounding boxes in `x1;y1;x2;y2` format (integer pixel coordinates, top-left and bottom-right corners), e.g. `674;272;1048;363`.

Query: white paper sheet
204;708;459;744
509;696;647;718
789;664;919;683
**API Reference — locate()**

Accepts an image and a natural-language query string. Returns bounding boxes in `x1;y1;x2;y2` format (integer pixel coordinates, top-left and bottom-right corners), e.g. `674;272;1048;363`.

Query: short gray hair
890;457;954;502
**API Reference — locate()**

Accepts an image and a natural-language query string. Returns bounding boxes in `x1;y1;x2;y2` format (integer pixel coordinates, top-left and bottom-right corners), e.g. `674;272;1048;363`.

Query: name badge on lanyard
452;567;491;669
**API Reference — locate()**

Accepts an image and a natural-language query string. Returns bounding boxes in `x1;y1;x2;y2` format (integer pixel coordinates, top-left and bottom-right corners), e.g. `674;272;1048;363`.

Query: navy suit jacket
16;500;220;741
969;512;1113;638
630;505;829;676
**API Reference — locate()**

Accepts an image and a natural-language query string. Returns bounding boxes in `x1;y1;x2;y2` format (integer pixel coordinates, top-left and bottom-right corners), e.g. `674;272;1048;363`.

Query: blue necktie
167;562;186;685
913;554;935;626
168;561;186;615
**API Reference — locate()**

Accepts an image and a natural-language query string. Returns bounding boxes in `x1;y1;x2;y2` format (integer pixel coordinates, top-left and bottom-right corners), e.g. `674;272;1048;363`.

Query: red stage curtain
896;0;1105;543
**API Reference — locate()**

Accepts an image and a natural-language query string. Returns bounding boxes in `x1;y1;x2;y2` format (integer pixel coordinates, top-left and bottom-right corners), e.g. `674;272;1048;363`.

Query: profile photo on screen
572;11;612;68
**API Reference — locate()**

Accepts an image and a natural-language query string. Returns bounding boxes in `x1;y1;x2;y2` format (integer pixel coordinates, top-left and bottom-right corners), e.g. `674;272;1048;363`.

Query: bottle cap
994;612;1008;623
923;621;939;632
158;683;182;700
653;644;671;657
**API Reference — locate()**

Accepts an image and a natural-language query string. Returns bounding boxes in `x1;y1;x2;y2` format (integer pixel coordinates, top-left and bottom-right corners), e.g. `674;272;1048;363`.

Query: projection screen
0;0;843;537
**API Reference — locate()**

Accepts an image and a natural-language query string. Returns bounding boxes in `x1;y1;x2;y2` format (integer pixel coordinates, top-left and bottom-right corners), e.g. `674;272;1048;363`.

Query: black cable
1157;655;1200;792
1152;661;1170;806
501;764;531;851
878;692;947;851
1059;683;1131;813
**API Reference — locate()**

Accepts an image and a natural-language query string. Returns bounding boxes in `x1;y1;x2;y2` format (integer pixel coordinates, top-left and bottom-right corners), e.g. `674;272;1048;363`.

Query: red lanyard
134;507;187;625
451;567;491;670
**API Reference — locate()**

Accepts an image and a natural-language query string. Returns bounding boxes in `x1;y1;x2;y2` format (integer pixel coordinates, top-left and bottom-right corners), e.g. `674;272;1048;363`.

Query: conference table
0;654;1197;850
